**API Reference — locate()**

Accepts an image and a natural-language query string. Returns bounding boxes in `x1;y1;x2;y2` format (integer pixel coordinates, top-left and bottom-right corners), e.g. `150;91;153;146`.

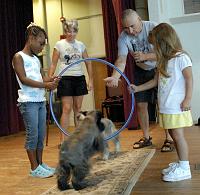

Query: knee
136;103;148;112
73;100;83;113
73;105;82;113
172;133;183;143
62;105;72;115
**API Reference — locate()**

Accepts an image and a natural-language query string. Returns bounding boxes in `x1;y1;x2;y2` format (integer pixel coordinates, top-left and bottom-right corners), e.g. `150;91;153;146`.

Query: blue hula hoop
49;58;135;141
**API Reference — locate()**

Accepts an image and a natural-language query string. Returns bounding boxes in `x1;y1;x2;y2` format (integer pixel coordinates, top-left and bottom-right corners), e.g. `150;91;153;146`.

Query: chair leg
105;106;110;119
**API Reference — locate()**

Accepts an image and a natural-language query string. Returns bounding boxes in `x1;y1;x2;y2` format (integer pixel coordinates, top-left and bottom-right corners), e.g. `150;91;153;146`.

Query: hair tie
27;22;37;29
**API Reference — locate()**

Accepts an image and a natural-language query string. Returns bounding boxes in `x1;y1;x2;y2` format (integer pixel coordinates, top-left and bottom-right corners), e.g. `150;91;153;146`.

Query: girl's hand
53;76;61;84
49;76;61;82
181;99;191;111
45;80;60;90
128;84;138;93
87;80;94;91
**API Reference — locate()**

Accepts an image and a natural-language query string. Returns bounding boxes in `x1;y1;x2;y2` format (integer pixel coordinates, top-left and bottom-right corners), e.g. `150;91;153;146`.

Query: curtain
101;0;118;66
0;0;33;136
112;0;123;35
101;0;120;100
101;0;138;129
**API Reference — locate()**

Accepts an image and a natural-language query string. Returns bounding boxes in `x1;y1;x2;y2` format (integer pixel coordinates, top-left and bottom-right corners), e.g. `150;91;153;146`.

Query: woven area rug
41;149;155;195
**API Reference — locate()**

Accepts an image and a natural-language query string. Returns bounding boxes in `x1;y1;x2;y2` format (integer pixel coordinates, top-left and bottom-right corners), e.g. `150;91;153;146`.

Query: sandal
133;137;152;149
161;139;174;152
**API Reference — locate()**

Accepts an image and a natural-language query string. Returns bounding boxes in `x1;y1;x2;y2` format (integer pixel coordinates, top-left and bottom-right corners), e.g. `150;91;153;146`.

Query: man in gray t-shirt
105;9;157;149
117;20;157;70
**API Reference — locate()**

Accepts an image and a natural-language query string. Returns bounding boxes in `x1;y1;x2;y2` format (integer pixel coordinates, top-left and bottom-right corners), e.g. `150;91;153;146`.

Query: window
184;0;200;14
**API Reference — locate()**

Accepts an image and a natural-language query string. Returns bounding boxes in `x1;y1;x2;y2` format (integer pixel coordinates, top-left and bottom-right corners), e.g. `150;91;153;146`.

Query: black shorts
57;75;88;97
134;66;157;103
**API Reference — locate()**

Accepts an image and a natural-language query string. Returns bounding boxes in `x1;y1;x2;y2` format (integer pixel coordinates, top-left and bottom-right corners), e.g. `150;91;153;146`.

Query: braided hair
25;22;48;42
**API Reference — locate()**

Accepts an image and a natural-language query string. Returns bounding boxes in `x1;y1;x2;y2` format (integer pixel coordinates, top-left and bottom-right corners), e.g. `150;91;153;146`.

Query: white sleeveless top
15;51;46;102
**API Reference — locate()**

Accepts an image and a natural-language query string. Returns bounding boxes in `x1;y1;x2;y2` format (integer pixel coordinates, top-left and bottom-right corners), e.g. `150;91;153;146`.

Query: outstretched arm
104;55;127;87
130;70;158;93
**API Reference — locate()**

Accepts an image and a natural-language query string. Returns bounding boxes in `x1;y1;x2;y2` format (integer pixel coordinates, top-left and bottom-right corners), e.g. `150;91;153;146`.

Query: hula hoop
49;58;134;141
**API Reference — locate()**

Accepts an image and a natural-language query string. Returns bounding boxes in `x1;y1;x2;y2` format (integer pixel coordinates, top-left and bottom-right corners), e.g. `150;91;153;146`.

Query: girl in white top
13;23;60;178
48;19;93;145
130;23;193;182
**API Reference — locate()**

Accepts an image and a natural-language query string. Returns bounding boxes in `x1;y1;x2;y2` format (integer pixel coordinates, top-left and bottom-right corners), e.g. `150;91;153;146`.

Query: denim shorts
18;102;46;150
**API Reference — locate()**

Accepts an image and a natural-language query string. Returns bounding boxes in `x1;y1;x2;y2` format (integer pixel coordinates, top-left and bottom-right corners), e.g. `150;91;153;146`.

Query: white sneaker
41;163;56;174
162;162;178;175
30;165;54;178
162;165;192;182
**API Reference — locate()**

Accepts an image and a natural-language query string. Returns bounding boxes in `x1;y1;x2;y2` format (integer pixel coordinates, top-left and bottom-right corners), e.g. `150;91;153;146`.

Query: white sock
179;160;190;169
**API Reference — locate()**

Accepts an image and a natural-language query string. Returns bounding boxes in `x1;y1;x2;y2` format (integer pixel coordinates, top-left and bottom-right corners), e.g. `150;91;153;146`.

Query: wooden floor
1;123;200;195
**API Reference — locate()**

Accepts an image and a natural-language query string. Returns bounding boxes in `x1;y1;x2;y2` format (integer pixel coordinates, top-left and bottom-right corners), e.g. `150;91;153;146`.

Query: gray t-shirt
118;21;157;70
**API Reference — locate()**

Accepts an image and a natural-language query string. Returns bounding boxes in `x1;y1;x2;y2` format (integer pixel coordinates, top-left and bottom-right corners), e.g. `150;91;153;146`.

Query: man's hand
104;77;119;88
132;51;146;62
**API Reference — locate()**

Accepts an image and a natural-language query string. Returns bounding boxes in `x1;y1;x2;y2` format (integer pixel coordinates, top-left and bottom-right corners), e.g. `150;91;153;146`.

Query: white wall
33;0;105;126
148;0;200;122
